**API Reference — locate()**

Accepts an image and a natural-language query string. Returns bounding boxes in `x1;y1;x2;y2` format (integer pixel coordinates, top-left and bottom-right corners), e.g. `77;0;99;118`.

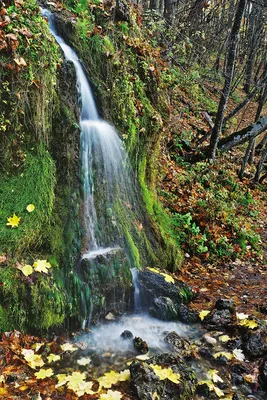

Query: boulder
130;353;197;400
133;337;149;354
204;309;233;329
164;331;192;358
149;297;178;321
215;298;235;314
243;330;267;359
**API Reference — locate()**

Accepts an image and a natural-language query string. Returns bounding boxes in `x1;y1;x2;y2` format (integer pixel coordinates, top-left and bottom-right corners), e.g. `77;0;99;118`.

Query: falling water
42;8;131;253
130;268;142;313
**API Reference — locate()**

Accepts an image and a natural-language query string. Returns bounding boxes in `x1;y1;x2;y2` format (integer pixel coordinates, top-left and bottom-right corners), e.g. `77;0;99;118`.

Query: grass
0;145;56;254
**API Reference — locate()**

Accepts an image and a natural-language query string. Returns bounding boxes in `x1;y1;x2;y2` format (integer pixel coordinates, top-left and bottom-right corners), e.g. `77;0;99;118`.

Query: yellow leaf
33;343;44;351
238;319;258;329
77;356;91;366
161;273;175;284
55;374;68;388
213;385;225;397
26;204;35;212
47;354;60;363
118;369;130;381
21;264;33;276
34;368;54;379
218;335;231;343
6;213;21;228
21;348;44;369
19;385;28;391
60;343;77;353
0;388;7;395
97;370;121;389
99;390;123;400
199;310;210;321
75;381;95;396
207;369;223;383
233;348;245;361
151;365;180;383
67;371;86;392
214;352;233;361
33;259;52;274
147;267;159;274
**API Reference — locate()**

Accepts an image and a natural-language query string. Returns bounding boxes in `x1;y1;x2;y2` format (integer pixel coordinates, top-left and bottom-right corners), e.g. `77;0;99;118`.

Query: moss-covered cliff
0;0;184;332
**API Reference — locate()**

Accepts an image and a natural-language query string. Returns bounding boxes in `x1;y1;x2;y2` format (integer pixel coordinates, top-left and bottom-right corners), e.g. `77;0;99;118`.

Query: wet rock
233;394;246;400
149;297;178;321
130;353;197;400
259;359;267;390
196;382;210;397
164;331;191;358
215;298;235;314
133;337;148;354
232;372;244;385
121;330;133;340
198;347;214;360
204;309;233;329
243;330;267;359
177;304;199;323
231;363;249;386
138;269;193;313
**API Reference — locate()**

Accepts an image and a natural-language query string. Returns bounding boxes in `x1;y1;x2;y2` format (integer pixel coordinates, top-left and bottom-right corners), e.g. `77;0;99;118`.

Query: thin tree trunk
255;139;267;182
208;0;247;160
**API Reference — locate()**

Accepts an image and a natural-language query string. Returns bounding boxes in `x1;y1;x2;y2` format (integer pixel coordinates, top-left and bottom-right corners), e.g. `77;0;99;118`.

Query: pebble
203;333;217;346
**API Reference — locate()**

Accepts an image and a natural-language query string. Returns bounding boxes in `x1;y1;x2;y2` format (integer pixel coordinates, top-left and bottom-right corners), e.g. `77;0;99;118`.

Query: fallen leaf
214;352;233;360
6;213;21;228
14;56;27;67
99;390;123;400
21;264;33;276
207;369;223;383
77;356;91;366
26;204;35;212
21;348;45;369
34;368;54;379
33;260;52;274
60;343;77;353
236;312;248;320
233;348;245;361
47;353;60;363
218;335;231;343
199;310;210;321
238;319;258;329
151;365;180;383
97;370;121;389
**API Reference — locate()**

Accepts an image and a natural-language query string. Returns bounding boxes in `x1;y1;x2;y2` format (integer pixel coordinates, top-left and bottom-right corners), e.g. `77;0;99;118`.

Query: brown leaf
14;56;27;67
19;28;33;38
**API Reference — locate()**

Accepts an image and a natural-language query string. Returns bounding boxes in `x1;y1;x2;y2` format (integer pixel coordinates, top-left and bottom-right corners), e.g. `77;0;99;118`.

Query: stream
40;8;267;399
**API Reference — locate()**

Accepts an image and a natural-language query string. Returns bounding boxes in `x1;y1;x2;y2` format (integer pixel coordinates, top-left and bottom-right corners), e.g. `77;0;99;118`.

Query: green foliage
0;145;56;254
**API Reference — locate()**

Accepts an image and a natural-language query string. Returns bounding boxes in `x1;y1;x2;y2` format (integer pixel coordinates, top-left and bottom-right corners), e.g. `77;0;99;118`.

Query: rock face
130;353;197;400
138;269;194;321
79;248;133;322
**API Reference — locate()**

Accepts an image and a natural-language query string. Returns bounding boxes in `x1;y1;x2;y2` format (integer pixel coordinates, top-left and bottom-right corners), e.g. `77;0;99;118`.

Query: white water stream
41;8;130;255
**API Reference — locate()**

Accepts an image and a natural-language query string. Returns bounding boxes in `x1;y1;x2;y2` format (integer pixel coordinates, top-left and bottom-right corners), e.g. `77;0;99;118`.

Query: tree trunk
255;139;267;182
208;0;247;160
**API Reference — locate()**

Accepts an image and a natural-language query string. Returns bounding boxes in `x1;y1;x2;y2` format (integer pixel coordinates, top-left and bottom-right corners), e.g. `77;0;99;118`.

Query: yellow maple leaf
21;264;33;276
55;374;68;388
118;369;130;381
34;368;53;379
21;349;44;369
75;381;95;396
199;310;210;321
33;343;44;351
214;352;233;361
47;353;60;363
238;319;258;329
151;365;180;383
218;335;231;343
207;369;223;383
161;273;175;284
99;390;123;400
26;204;35;212
6;214;21;228
97;370;121;389
33;259;52;274
60;343;77;352
67;371;87;392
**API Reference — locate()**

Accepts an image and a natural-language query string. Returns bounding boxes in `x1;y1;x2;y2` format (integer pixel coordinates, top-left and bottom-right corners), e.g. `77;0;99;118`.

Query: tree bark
217;116;267;153
208;0;247;160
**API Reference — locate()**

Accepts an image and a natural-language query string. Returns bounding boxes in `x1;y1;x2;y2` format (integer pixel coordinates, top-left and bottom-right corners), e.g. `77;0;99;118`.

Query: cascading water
41;8;132;254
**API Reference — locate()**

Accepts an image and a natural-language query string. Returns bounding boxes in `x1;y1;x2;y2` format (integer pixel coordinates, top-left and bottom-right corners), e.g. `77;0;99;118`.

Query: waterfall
41;9;132;254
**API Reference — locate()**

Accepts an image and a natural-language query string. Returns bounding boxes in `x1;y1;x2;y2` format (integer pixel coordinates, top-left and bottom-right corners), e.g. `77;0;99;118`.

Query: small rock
105;312;115;321
133;337;149;354
164;331;191;357
121;330;133;340
204;309;233;328
215;298;235;314
177;304;199;323
203;333;217;346
243;330;267;359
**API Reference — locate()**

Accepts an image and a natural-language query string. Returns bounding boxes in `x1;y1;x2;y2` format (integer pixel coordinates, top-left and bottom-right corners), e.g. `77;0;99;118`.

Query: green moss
125;231;141;269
